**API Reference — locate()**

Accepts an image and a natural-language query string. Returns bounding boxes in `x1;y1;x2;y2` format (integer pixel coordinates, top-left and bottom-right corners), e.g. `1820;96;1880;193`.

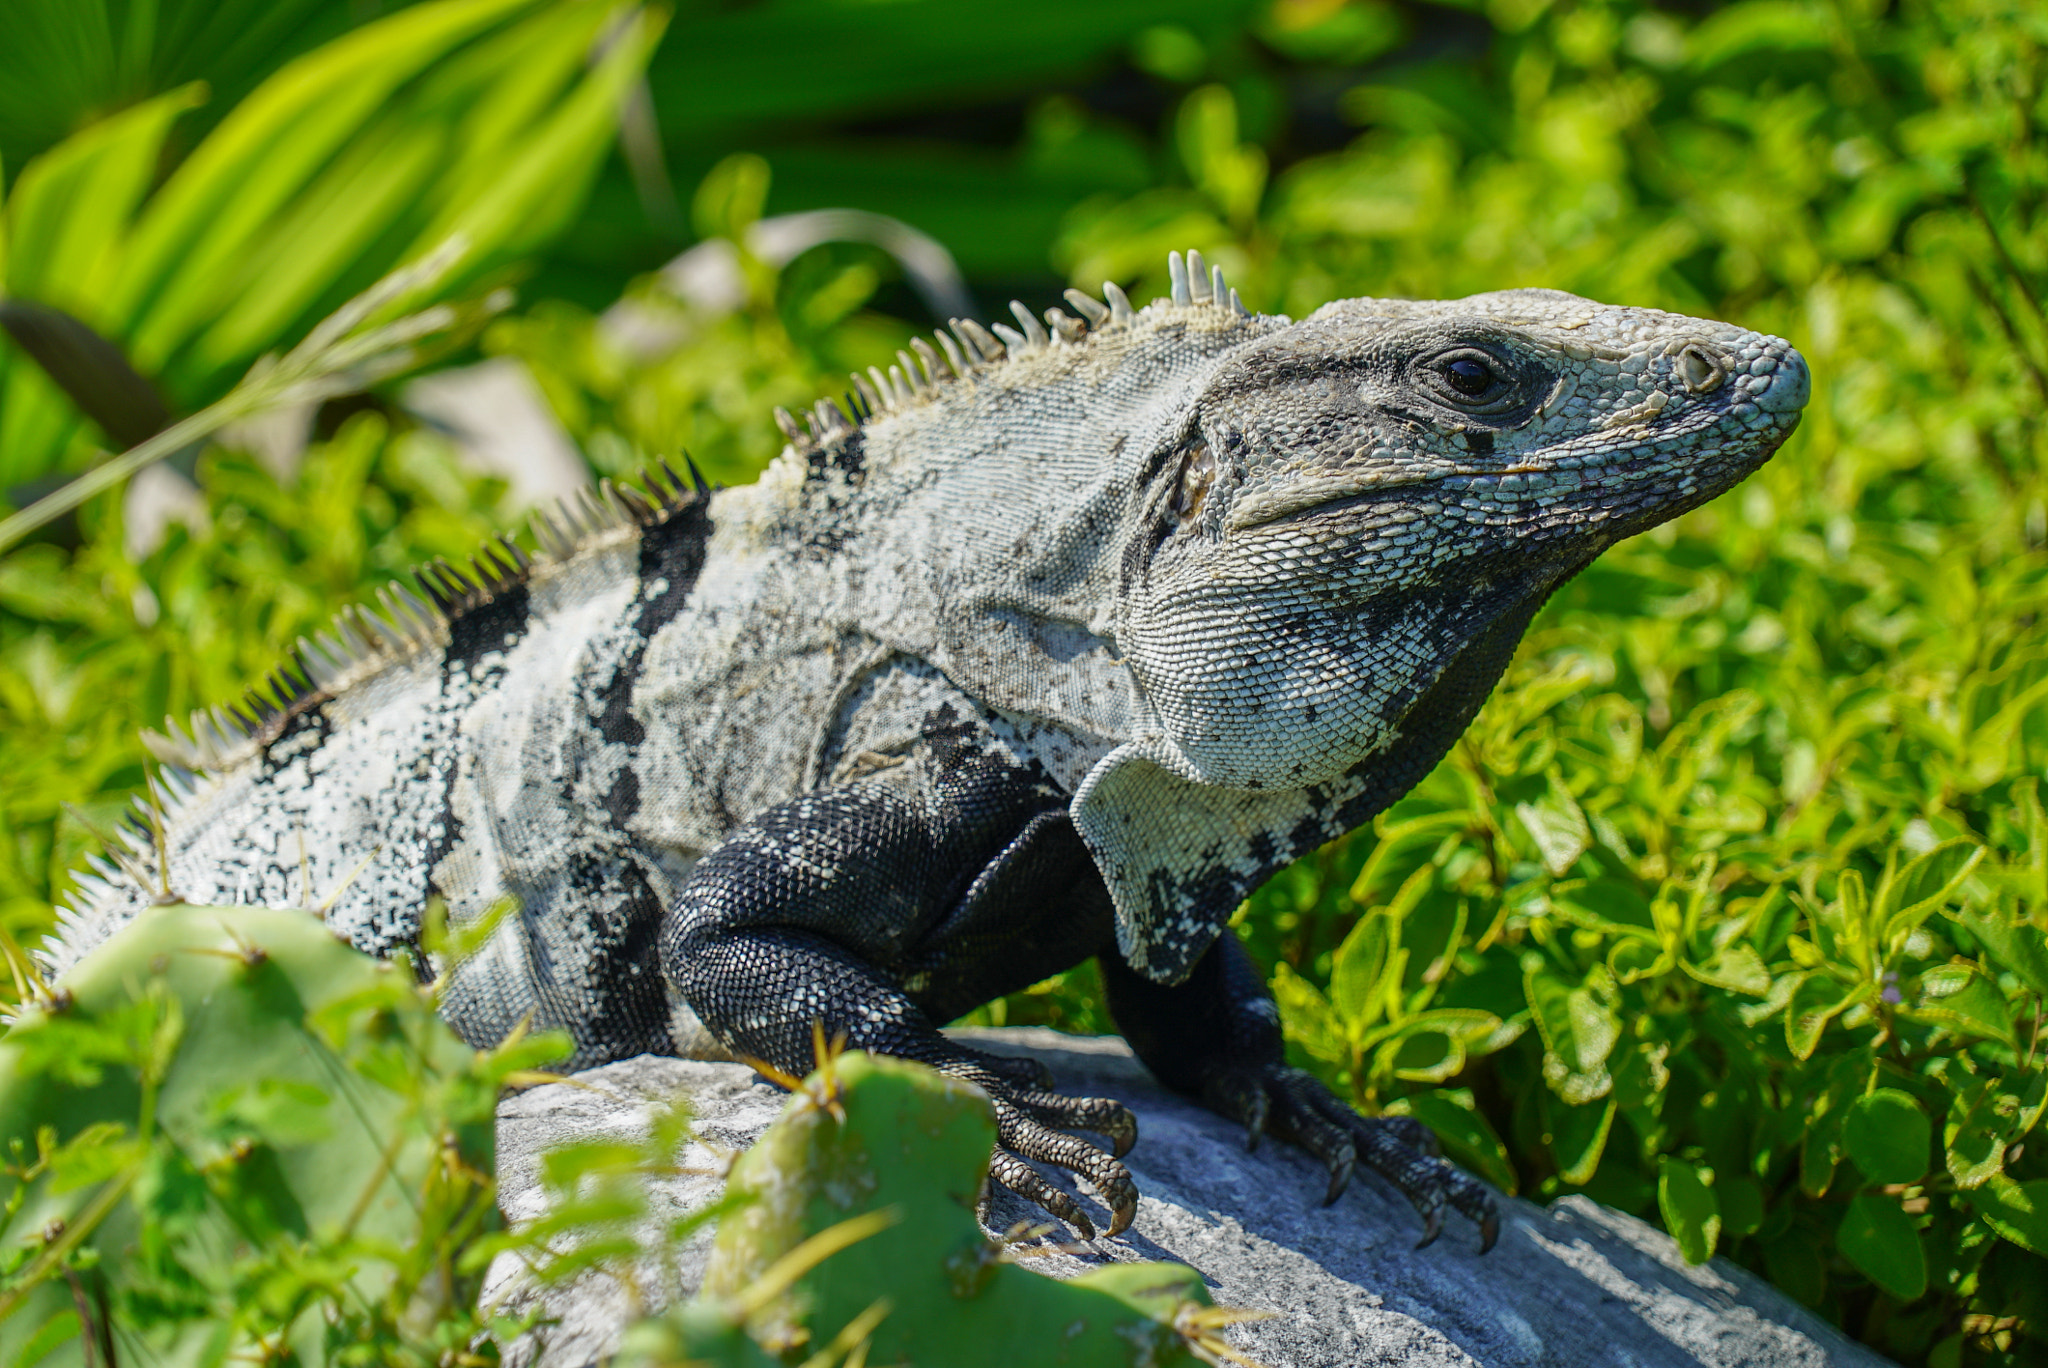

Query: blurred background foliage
2;0;2046;1362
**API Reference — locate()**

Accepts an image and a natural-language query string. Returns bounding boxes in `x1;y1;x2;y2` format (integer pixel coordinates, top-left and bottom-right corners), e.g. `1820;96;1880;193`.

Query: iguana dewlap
44;252;1809;1244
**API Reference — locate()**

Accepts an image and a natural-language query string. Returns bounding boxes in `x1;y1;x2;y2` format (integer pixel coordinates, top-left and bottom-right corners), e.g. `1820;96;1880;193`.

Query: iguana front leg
1103;935;1500;1251
661;716;1144;1237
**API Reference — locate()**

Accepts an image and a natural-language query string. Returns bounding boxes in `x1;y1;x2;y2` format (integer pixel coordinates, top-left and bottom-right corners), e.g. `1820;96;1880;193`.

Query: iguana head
1116;282;1808;794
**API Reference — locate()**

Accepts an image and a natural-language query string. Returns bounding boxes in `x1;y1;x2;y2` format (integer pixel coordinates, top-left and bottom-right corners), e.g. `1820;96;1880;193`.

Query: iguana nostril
1676;344;1725;393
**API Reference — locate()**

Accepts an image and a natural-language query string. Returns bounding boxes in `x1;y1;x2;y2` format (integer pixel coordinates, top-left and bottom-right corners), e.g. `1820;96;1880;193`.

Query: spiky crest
776;249;1252;454
141;457;715;775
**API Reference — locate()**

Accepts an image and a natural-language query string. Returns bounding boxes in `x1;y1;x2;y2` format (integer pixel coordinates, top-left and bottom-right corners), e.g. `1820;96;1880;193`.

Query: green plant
0;0;661;490
0;900;565;1366
626;1046;1246;1368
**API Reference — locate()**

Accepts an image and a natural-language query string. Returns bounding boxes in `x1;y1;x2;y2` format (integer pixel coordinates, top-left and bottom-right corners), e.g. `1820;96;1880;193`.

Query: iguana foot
951;1054;1138;1239
1206;1062;1499;1252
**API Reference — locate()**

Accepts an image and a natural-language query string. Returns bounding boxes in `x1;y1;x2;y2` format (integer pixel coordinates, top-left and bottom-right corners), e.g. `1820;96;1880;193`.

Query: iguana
40;251;1809;1247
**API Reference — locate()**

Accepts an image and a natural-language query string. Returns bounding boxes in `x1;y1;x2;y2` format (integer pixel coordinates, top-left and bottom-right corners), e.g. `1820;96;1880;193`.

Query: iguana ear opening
1071;739;1326;983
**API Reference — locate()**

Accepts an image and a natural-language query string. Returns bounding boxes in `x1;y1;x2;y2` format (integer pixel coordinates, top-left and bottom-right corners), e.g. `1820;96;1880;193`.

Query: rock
488;1028;1892;1368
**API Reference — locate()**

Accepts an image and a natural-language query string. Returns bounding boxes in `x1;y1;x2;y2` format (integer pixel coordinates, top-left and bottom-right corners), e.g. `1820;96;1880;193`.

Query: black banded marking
594;493;716;823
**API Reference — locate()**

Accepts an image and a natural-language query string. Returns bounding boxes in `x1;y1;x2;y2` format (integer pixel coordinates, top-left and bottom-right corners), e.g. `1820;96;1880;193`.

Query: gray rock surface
488;1028;1892;1368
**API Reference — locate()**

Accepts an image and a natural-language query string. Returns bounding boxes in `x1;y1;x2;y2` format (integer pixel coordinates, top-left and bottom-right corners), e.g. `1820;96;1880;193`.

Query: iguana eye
1445;357;1494;395
1415;345;1528;415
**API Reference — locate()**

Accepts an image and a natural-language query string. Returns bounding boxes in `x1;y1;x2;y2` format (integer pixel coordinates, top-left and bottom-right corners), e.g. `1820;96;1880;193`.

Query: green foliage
0;0;660;488
0;902;565;1366
630;1048;1231;1368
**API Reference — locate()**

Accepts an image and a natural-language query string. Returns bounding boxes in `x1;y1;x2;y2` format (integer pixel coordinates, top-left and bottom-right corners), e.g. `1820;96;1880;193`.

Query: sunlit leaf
1514;770;1591;877
1525;962;1619;1104
1548;1095;1617;1186
1965;1175;2048;1255
1329;911;1391;1029
1682;941;1772;997
1658;1157;1719;1264
1906;965;2016;1046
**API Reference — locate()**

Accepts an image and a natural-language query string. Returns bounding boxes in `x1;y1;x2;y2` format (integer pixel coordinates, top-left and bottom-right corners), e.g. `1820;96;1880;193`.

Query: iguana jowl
43;252;1810;1246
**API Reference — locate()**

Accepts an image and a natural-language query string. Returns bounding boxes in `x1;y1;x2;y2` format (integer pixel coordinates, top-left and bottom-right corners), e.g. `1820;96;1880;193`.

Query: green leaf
1514;770;1591;877
1607;938;1671;984
407;5;666;275
1658;1157;1720;1264
1785;972;1864;1061
1271;962;1345;1067
1329;911;1392;1028
1836;1194;1928;1301
3;84;204;306
1965;1175;2048;1254
1875;839;1982;951
1548;1095;1616;1186
1942;1078;2010;1190
113;0;535;371
1681;941;1773;996
1907;964;2016;1045
1948;897;2048;999
1374;1009;1501;1083
1525;962;1619;1103
1843;1089;1930;1185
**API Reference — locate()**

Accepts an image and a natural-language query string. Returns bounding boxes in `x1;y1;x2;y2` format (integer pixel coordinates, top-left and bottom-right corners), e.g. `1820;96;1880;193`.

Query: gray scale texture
488;1031;1892;1368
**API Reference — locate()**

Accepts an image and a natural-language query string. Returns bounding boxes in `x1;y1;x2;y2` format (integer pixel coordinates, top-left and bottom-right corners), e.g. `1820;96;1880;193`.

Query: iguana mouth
1225;470;1437;531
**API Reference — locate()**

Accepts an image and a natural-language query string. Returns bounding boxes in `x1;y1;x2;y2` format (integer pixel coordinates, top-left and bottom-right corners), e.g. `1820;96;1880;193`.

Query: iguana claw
1209;1062;1500;1252
964;1063;1141;1240
1322;1151;1355;1206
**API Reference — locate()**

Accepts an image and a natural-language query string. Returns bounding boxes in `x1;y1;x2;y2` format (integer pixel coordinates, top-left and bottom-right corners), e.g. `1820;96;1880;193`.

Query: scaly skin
45;252;1809;1246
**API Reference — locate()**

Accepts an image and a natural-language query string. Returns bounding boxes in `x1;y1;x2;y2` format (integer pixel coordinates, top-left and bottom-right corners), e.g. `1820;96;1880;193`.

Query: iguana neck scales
42;252;1809;1245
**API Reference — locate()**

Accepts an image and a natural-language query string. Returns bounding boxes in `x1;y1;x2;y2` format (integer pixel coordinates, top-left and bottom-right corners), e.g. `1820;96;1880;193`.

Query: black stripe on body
597;496;715;824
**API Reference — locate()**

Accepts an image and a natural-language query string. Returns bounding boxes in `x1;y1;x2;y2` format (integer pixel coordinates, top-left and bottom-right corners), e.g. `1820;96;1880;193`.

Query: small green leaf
1843;1089;1930;1185
1657;1157;1720;1264
1876;839;1982;950
1785;973;1863;1061
1373;1009;1500;1083
1907;965;2016;1045
1271;962;1346;1067
1608;938;1670;984
1682;941;1772;996
1943;1082;2007;1190
1948;896;2048;999
1514;770;1591;876
1548;1095;1617;1186
1525;963;1619;1103
1329;912;1392;1028
1965;1175;2048;1254
1837;1194;1927;1300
